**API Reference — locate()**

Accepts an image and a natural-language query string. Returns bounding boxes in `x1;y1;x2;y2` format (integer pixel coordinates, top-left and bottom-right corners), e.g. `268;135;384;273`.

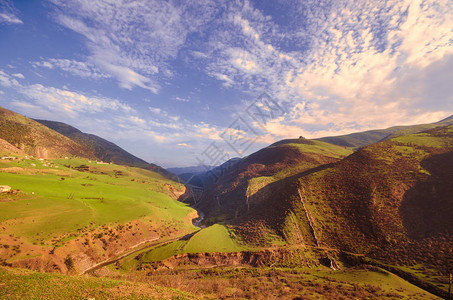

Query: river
193;209;205;228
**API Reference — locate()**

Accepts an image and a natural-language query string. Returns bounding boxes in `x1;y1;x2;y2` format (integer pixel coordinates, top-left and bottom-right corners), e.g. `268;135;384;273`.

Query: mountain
0;106;193;275
0;106;94;159
34;119;175;179
167;165;215;176
293;125;453;270
316;114;453;148
0;105;174;179
197;138;353;222
199;124;453;292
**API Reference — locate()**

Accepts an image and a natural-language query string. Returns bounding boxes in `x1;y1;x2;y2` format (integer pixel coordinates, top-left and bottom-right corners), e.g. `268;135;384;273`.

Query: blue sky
0;0;452;167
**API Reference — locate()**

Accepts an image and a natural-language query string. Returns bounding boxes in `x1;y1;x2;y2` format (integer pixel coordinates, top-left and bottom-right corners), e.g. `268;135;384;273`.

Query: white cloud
20;84;133;116
193;123;223;141
0;12;22;24
32;59;109;79
0;1;22;24
196;0;453;140
177;143;192;148
175;96;190;102
12;73;24;79
96;60;159;92
0;70;19;87
148;107;162;115
48;0;219;92
0;69;133;119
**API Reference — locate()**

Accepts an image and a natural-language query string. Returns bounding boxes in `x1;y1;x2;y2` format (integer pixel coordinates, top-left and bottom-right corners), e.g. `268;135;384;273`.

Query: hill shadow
399;150;453;239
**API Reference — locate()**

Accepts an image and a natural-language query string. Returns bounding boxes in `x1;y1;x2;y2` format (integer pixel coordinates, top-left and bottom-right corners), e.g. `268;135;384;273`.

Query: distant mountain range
316;115;453;148
167;165;215;176
0;106;174;179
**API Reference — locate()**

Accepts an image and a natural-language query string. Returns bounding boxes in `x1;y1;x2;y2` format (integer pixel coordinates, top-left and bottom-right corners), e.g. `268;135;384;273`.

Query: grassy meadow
0;155;198;270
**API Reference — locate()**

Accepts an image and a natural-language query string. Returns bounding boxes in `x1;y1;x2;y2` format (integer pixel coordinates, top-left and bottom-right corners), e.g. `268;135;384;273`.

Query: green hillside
316;115;453;148
0;266;194;299
0;154;196;274
0;106;449;299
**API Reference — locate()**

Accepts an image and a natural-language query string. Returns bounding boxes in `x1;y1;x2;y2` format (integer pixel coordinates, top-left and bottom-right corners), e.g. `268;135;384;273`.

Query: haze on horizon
0;0;452;167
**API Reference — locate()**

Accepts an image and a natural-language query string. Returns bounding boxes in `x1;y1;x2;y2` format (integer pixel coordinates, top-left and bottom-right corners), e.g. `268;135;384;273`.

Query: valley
0;106;452;299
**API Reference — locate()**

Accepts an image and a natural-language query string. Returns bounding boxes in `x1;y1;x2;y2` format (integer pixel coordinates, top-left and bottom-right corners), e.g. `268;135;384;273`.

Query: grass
284;140;353;158
392;133;450;148
0;266;194;299
245;141;353;199
1;264;440;300
140;240;188;263
0;165;193;242
184;224;245;253
0;156;197;269
391;125;453;149
370;261;451;295
137;225;252;265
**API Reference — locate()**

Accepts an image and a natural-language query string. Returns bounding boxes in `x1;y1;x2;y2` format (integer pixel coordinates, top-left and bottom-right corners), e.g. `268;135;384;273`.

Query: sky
0;0;452;168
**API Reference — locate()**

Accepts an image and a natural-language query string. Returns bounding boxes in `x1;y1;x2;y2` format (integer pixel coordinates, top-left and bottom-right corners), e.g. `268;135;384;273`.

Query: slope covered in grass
0;156;196;274
219;125;453;294
316;114;453;148
137;224;247;264
184;224;244;253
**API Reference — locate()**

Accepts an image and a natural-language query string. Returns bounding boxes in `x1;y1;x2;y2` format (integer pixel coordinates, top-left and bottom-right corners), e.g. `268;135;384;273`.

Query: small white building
0;185;11;193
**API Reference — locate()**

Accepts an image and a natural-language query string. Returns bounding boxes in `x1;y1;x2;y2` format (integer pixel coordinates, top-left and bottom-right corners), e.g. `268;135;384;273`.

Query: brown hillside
218;125;453;273
0;107;94;159
198;139;353;228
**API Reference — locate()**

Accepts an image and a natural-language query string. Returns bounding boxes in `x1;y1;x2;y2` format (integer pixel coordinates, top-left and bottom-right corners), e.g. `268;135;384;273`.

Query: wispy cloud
177;143;192;148
0;0;22;24
48;0;219;92
12;73;24;79
175;96;190;102
0;70;19;87
32;59;109;79
0;69;133;119
193;0;453;140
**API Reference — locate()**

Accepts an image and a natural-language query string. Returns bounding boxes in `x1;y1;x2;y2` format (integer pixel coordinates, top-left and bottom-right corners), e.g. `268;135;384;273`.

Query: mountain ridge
34;119;175;179
196;124;453;293
0;106;95;159
315;114;453;148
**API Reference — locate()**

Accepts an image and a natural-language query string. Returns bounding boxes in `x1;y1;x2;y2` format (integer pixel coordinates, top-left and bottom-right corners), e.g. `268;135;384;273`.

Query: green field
392;132;451;148
1;264;439;300
0;156;198;272
0;157;195;242
139;224;248;263
284;140;354;158
184;224;245;253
